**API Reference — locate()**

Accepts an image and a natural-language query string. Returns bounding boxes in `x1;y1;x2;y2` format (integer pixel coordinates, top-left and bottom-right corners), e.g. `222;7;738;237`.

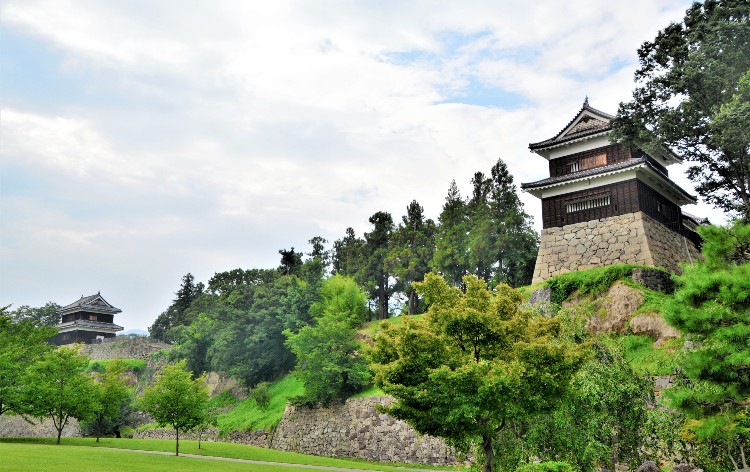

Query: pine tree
432;180;470;288
389;200;436;315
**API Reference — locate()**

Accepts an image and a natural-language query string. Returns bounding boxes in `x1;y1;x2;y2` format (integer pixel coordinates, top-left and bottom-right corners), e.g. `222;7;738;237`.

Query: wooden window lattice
566;193;611;213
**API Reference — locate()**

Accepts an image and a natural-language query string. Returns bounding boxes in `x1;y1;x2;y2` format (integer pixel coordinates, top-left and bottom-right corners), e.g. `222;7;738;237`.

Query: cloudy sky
1;0;725;331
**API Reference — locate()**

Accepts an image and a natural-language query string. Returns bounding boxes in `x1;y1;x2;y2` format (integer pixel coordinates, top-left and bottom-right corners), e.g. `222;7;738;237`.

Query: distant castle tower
521;100;705;283
52;292;124;345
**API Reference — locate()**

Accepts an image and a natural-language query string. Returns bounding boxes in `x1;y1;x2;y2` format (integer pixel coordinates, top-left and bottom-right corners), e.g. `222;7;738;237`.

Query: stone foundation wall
641;213;702;273
271;396;459;465
0;415;80;438
532;212;700;283
134;396;460;466
79;337;170;361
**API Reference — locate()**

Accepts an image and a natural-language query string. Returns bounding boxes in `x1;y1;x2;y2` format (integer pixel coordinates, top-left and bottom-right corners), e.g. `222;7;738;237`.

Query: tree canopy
140;360;209;456
611;0;750;220
0;309;56;417
371;273;583;472
664;222;750;470
285;275;370;405
21;346;96;444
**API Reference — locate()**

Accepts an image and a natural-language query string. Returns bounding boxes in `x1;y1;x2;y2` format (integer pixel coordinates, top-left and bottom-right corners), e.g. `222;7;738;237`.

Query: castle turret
521;99;705;283
52;292;123;345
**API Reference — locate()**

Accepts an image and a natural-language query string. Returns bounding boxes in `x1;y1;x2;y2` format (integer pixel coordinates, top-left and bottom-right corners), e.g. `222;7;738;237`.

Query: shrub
516;461;577;472
253;382;270;410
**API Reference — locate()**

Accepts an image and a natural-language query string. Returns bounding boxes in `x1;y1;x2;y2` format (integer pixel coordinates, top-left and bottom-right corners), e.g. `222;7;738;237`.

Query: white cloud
2;0;716;330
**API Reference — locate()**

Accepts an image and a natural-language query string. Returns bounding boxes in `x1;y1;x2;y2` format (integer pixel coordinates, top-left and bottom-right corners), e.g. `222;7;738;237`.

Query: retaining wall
532;212;701;283
135;396;460;466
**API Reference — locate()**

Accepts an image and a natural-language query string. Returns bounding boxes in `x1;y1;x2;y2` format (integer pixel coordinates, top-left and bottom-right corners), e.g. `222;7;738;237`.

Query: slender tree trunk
175;427;180;456
378;281;388;320
482;433;494;472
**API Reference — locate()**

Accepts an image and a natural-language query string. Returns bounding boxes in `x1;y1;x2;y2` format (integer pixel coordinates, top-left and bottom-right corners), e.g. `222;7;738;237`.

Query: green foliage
170;270;317;387
8;302;61;327
388;200;437;315
86;358;146;374
371;273;584;472
362;211;396;320
663;222;750;468
545;264;648;305
278;247;303;276
611;0;750;220
217;374;304;432
0;309;56;416
431;180;470;288
208;390;239;409
431;162;539;290
21;346;97;444
515;462;577;472
285;275;370;405
84;359;134;442
466;159;538;287
521;342;652;471
332;227;366;280
252;382;271;410
140;360;209;455
149;273;204;343
611;335;678;376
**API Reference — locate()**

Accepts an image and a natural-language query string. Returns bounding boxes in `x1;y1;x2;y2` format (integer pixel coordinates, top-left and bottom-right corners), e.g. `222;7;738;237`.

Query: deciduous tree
285;275;369;405
0;309;56;417
22;346;96;444
140;360;209;456
88;359;132;442
9;302;61;327
611;0;750;220
371;273;583;472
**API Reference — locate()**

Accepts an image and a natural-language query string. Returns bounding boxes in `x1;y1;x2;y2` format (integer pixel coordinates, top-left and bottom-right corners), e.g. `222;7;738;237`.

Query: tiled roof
529;99;615;151
56;319;124;332
682;211;710;226
520;158;697;203
59;292;121;314
521;158;647;189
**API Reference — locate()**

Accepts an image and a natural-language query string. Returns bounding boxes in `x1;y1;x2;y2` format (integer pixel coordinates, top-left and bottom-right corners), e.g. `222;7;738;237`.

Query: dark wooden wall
541;178;683;232
636;180;681;232
61;311;115;324
549;144;632;178
541;179;639;228
51;330;117;346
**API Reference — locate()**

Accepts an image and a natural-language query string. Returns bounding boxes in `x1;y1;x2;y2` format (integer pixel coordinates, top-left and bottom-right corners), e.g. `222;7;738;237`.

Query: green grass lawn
0;442;316;472
0;438;454;472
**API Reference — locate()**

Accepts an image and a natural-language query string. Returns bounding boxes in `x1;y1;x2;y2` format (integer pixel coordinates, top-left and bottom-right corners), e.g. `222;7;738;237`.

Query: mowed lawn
0;438;456;472
1;442;316;472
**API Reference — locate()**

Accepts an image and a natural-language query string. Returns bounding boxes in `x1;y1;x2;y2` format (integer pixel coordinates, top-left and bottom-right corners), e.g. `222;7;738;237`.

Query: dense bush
516;461;577;472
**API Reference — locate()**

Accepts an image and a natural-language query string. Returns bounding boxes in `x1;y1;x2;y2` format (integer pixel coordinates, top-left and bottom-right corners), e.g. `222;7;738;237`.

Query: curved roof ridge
529;99;615;151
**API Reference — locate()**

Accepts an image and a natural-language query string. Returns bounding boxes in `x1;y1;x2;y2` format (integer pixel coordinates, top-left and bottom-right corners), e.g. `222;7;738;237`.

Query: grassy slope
543;264;682;376
0;438;448;471
217;375;304;432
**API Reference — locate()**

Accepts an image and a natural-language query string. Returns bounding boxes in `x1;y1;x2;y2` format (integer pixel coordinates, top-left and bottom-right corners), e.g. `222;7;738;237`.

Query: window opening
566;193;611;213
